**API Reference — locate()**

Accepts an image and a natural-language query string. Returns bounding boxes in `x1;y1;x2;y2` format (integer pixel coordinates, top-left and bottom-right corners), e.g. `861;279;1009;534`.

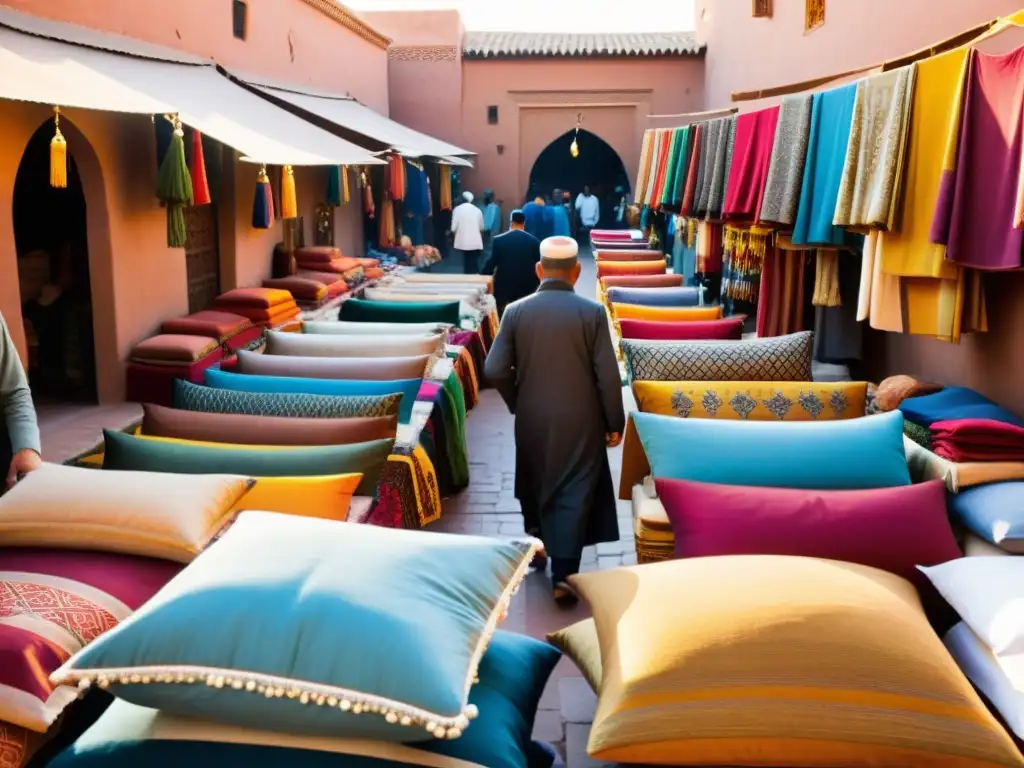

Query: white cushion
963;533;1012;558
944;622;1024;740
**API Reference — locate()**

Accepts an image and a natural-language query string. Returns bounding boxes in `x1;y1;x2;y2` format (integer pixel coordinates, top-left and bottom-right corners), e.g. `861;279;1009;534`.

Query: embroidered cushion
611;304;722;322
618;317;744;341
632;380;867;420
899;386;1024;429
595;260;666;278
173;380;401;419
633;410;911;490
948;481;1024;553
265;330;444;360
52;513;537;742
0;463;251;562
605;286;701;307
303;320;452;336
569;556;1024;766
339;298;462;325
944;622;1024;741
622;331;812;382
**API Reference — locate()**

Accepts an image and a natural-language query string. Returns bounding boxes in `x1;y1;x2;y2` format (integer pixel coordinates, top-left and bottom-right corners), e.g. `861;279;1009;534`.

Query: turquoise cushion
634;410;910;490
339;298;461;326
52;512;536;742
205;369;421;425
948;481;1024;553
102;430;394;496
49;631;558;768
174;380;401;419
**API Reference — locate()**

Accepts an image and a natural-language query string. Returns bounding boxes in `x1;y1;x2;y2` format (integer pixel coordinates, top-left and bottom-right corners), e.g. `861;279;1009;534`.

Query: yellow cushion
632;380;868;421
570;555;1024;766
611;303;722;322
547;620;602;693
0;462;251;563
233;474;362;521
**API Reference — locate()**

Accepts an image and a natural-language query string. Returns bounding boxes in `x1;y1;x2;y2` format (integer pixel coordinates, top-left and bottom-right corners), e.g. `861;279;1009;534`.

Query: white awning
434;155;474;168
0;8;383;167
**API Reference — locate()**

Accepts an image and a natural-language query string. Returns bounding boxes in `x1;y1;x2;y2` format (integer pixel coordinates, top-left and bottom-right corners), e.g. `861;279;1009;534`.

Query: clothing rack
646;107;738;121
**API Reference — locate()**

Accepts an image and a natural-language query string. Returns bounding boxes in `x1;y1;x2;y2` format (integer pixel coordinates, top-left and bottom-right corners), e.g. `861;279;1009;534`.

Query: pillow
569;555;1024;766
903;435;1024;492
49;630;558;768
618;317;744;341
632;380;867;420
294;245;342;264
611;303;721;323
876;375;944;411
599;274;683;290
949;481;1024;553
622;331;812;382
633;410;911;489
546;620;602;693
204;368;421;424
594;249;663;262
52;512;538;741
655;478;959;585
173;380;401;419
214;288;293;310
161;311;253;343
0;463;251;562
303;320;451;336
944;622;1024;741
595;260;666;278
918;558;1024;656
900;386;1024;429
265;330;444;359
339;298;461;325
130;334;218;365
142;404;398;447
261;277;327;304
605;286;701;307
963;533;1013;558
228;304;300;324
102;431;394;497
236;349;431;382
233;474;362;521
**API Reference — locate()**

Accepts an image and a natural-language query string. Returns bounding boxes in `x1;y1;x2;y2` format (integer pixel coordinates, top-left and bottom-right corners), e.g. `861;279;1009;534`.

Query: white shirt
451;202;485;251
575;193;600;227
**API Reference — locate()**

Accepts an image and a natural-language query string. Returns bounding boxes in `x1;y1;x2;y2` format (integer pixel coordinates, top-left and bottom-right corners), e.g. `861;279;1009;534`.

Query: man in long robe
484;236;625;604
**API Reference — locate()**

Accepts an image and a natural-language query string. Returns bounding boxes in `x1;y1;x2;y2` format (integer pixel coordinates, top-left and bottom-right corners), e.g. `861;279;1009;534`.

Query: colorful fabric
617;317;743;341
261;277;328;304
605;286;700;308
600;274;683;290
903;435;1024;494
130;335;219;365
756;246;807;337
593;248;662;262
695;220;723;274
949;481;1024;554
339;298;462;325
160;311;252;344
723;106;780;222
611;304;721;323
695;116;735;220
928;418;1024;463
680;123;702;216
173;380;402;419
264;330;444;360
899;386;1024;429
236;349;430;383
669;126;692;205
595;260;666;279
125;349;227;408
214;288;293;310
721;225;770;302
759;95;813;226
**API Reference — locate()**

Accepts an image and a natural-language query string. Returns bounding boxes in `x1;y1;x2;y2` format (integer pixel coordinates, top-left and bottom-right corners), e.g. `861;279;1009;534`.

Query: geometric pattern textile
173;380;401;419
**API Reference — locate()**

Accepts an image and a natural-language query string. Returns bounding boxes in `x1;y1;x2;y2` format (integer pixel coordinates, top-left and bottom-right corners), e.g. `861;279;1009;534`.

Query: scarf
643;129;664;206
696;116;735;219
722;225;770;302
724;106;781;222
759;95;813;226
660;128;685;207
856;231;903;331
756;245;807;337
669;127;692;206
681;123;703;216
634;129;655;205
812;251;842;307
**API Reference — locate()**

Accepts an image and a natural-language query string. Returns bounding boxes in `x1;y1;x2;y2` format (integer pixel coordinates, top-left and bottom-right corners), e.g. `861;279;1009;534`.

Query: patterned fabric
0;723;36;768
904;419;933;449
0;580;118;647
622;331;813;382
759;94;813;226
632;381;868;421
173;380;401;419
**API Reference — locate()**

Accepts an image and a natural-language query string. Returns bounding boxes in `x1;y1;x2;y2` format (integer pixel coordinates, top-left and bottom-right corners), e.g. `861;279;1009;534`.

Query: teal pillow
634;410;910;490
339;298;461;325
102;430;394;496
174;380;400;419
205;369;421;425
52;512;537;742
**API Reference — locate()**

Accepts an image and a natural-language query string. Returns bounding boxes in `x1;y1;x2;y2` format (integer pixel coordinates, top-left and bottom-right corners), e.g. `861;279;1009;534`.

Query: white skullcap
539;236;579;261
462;191;474;203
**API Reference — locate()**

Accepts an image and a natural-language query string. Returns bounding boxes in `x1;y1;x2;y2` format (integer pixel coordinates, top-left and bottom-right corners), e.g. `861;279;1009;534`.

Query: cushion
303;320;451;336
161;311;253;343
595;260;666;278
633;410;911;490
630;481;674;565
918;558;1024;656
618;317;744;341
0;548;180;733
656;478;960;586
142;404;398;447
233;474;362;521
173;380;401;419
294;246;342;264
214;288;294;310
228;304;300;324
949;481;1024;553
599;274;683;290
594;249;664;262
876;375;944;411
130;334;219;365
929;418;1024;463
900;386;1024;429
546;621;602;694
632;380;868;420
963;533;1013;558
264;330;444;359
102;431;395;497
569;555;1024;766
236;349;430;382
295;270;348;294
944;622;1024;741
605;286;701;307
903;435;1024;492
622;331;813;382
339;298;461;325
261;278;327;304
52;512;538;741
611;303;723;322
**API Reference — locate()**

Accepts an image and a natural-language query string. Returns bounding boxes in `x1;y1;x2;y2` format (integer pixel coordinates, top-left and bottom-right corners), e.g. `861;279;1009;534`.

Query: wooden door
184;204;220;313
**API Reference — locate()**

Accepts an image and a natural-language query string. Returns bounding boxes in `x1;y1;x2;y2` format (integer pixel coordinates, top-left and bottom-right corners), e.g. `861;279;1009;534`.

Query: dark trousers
459;249;482;274
552;556;581;584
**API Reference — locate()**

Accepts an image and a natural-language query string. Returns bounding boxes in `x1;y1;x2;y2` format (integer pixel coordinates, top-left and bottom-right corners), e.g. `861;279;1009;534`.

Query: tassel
281;165;297;219
155;115;193;248
342;167;351;204
252;166;273;229
166;205;187;248
154;114;173;172
326;166;342;207
190;129;211;206
50;107;67;189
812;251;842;307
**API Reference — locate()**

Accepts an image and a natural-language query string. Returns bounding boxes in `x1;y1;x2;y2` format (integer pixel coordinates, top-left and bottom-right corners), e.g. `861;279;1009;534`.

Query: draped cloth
695;221;723;275
723;106;781;222
661;129;685;206
793;84;858;246
813;246;863;364
669;127;692;206
756;245;807;338
932;47;1024;270
759;95;813;227
634;129;655;205
644;129;666;206
696;116;736;220
681;123;704;216
650;129;673;206
857;230;903;331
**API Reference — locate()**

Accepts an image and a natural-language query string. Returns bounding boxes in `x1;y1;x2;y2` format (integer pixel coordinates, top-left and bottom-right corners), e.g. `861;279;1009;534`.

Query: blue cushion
52;512;537;743
948;482;1024;553
899;386;1024;429
605;286;701;307
205;368;421;424
633;410;911;490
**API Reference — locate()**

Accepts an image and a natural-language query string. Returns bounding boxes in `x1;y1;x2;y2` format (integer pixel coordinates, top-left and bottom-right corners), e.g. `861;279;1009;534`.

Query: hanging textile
660;129;686;207
812;251;842;307
378;193;396;246
722;225;770;302
814;250;863;364
759;95;813;226
756;244;808;337
669;127;692;206
792;83;857;246
634;129;654;205
643;129;664;205
439;168;453;211
680;123;703;217
902;269;988;342
672;216;697;284
650;129;673;206
723;106;780;222
404;162;431;217
856;231;903;332
696;221;723;275
833;65;916;230
931;47;1024;270
695;116;735;219
363;174;376;218
388;154;406;202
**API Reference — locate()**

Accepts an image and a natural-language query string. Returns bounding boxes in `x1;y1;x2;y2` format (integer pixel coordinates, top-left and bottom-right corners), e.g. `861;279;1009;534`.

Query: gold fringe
812;251;842;307
50;106;67;189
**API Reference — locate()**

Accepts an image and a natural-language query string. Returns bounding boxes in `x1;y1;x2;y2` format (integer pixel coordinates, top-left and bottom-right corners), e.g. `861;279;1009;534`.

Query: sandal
552;580;579;607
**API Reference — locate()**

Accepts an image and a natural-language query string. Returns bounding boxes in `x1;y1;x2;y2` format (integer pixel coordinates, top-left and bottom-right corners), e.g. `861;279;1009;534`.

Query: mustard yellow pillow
233;474;363;521
612;303;722;322
0;463;252;562
547;620;602;693
570;555;1024;767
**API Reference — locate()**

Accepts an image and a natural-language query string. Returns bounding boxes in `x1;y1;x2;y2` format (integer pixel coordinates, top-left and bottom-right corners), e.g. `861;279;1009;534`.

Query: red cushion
161;311;252;342
654;478;960;587
619;317;745;341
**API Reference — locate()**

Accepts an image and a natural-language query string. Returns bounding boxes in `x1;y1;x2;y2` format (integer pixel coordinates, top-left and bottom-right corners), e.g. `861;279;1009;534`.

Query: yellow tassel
342;167;351;205
281;164;298;219
50;106;67;189
812;251;842;307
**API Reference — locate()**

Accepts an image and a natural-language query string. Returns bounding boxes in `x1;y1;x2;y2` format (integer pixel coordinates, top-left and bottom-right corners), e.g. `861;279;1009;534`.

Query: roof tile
461;31;702;59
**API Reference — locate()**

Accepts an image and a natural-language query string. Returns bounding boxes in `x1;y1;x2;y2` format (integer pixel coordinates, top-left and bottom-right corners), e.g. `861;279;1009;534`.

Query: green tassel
166;204;187;248
326;166;342;207
156;117;193;208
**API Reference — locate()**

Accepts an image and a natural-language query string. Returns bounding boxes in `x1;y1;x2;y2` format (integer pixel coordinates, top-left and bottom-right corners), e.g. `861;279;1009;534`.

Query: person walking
549;190;571;237
521;196;550;241
575;184;601;240
451;191;485;274
479;209;541;317
1;312;42;492
481;190;502;262
484;236;625;605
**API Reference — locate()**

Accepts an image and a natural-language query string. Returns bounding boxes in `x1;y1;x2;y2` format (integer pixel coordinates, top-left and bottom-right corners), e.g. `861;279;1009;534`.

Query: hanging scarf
707;116;737;219
660;128;686;207
439;168;453;211
724;106;780;222
757;244;808;338
634;129;655;205
378;193;396;246
722;225;770;302
642;129;662;205
695;221;723;275
812;251;842;307
759;95;813;226
649;130;673;207
681;123;703;217
669;126;692;207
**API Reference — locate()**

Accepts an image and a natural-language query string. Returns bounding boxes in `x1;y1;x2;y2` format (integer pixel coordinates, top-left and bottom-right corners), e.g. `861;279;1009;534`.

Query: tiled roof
461;31;703;59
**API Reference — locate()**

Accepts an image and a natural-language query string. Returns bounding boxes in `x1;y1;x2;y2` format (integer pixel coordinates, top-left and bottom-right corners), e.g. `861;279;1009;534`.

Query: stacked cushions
214;289;298;327
902;435;1024;492
130;335;218;366
161;311;257;351
630;482;674;564
339;298;461;326
261;277;328;305
633;380;867;420
303;320;450;336
173;380;402;419
595;260;666;278
611;304;722;322
605;286;700;307
51;513;538;740
618;317;744;341
594;249;662;261
949;481;1024;553
235;349;430;382
599;274;683;290
264;330;444;359
295;271;348;298
0;463;251;562
622;331;813;381
899;386;1024;429
568;556;1024;765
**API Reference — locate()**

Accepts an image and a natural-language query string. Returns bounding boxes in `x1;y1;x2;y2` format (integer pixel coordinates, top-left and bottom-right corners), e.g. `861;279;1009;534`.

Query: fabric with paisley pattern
632;381;868;421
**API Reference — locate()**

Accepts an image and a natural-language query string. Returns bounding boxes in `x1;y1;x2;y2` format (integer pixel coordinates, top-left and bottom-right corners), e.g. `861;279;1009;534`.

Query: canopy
434;155;474;168
0;8;383;166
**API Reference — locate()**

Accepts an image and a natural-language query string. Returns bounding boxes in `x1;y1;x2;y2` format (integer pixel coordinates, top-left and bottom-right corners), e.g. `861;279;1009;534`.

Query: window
805;0;825;32
752;0;772;18
232;0;247;40
487;105;498;125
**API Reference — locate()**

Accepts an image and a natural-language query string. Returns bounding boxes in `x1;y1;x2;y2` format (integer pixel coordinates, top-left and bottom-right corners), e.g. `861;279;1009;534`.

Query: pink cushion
619;317;745;341
654;478;960;587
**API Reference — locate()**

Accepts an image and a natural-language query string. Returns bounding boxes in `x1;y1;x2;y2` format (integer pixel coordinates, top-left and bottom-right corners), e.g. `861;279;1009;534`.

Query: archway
12;119;97;403
526;128;631;228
